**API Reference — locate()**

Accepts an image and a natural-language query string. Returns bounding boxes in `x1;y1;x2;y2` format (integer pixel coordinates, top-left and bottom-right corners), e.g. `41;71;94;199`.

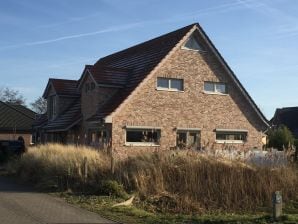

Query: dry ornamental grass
6;144;298;213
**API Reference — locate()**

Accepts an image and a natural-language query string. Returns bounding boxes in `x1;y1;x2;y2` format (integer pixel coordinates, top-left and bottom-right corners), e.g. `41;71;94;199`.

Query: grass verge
56;193;298;224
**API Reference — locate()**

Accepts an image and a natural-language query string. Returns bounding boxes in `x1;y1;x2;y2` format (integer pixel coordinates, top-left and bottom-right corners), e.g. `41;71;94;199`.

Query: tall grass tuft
6;144;110;191
6;144;298;213
114;151;298;213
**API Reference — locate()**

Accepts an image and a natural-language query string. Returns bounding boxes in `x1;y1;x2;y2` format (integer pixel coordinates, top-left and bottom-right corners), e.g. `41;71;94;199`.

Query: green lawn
56;193;298;224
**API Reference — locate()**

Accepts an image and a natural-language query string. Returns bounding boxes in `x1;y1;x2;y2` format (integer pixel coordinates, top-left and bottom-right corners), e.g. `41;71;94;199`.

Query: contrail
0;22;142;50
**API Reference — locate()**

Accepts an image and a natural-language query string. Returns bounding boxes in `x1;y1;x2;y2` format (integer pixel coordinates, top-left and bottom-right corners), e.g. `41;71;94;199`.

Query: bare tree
30;96;47;114
0;87;26;105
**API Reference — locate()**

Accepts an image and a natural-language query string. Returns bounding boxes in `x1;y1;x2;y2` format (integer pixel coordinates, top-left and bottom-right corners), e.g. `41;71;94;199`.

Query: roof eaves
46;117;82;132
42;80;56;98
77;69;97;90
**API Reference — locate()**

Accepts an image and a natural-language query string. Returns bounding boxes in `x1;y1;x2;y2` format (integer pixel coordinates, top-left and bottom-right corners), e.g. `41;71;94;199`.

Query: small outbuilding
0;101;36;146
271;107;298;138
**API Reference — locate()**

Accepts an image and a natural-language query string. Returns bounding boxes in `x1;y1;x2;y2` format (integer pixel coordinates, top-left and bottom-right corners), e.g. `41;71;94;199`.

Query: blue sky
0;0;297;118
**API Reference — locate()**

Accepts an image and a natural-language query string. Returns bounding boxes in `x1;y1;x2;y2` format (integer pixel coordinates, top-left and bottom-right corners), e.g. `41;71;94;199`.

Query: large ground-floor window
215;129;247;143
88;129;109;149
125;126;161;146
176;128;200;149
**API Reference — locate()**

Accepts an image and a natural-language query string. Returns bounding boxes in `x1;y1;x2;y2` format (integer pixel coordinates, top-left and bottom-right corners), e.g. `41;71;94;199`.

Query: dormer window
85;82;96;93
85;83;90;93
48;95;57;119
90;82;95;90
182;35;203;51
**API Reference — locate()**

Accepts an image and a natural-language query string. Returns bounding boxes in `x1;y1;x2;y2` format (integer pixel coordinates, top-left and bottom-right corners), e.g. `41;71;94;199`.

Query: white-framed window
125;126;161;146
204;82;227;94
157;77;184;91
176;129;200;149
215;130;247;144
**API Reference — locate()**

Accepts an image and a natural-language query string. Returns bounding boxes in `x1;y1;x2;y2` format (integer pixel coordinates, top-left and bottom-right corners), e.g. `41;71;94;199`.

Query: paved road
0;176;115;224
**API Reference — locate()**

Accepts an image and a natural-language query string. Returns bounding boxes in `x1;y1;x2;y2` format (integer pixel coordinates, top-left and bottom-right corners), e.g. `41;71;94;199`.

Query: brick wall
111;38;266;156
81;74;118;121
0;133;32;147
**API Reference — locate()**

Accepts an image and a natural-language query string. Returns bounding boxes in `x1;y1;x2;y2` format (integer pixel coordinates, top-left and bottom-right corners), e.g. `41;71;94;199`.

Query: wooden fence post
110;148;115;175
83;156;88;182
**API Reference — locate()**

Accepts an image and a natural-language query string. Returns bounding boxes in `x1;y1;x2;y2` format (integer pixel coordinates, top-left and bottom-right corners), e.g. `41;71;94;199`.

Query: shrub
267;125;295;150
98;180;128;199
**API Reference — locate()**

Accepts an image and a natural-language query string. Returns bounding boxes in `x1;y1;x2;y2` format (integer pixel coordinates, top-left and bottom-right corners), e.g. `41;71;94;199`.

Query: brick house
0;101;36;147
34;23;269;154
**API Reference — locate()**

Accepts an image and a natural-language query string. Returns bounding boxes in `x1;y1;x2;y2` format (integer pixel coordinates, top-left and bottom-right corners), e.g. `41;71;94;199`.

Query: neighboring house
271;107;298;138
0;101;36;146
33;23;269;155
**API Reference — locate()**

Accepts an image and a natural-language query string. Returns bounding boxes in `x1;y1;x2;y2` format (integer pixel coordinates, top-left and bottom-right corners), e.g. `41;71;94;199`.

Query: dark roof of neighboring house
43;98;81;131
0;101;36;132
271;107;298;137
43;78;79;98
7;103;36;119
87;23;195;121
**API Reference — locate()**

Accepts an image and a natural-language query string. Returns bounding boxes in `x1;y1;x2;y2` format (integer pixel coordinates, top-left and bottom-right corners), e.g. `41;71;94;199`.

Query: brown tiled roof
89;66;131;87
271;107;298;138
0;101;35;132
43;98;81;131
87;24;195;120
43;78;79;98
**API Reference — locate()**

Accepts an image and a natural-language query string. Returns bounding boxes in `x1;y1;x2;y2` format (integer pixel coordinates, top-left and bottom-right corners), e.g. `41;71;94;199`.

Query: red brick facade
37;24;268;154
111;42;266;155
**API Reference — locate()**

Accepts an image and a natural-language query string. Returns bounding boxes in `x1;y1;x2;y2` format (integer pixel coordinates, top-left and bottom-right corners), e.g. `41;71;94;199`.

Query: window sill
181;47;207;53
203;91;228;96
216;140;244;144
124;142;160;147
156;88;184;92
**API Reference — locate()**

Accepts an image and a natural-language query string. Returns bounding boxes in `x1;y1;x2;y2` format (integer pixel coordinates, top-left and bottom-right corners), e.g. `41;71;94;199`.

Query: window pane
216;132;247;141
184;36;202;51
215;83;226;93
126;129;160;143
216;133;226;140
204;82;214;92
157;78;169;88
91;82;95;90
177;132;187;148
188;132;197;146
170;79;183;91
